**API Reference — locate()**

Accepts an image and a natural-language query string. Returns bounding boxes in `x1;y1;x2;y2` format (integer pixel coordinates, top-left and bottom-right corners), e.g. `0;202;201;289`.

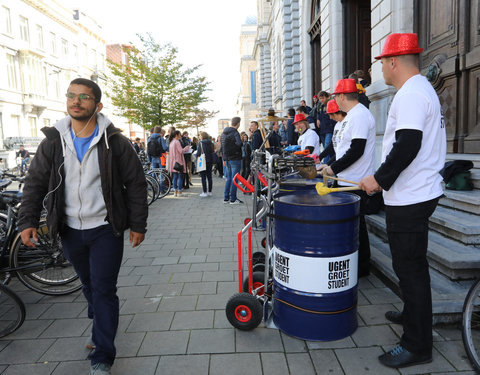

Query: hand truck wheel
252;251;265;266
243;271;265;296
225;293;263;330
261;237;267;248
252;263;265;273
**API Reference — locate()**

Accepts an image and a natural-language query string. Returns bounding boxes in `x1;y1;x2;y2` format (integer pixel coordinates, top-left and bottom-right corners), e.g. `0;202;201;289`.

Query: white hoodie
54;113;111;230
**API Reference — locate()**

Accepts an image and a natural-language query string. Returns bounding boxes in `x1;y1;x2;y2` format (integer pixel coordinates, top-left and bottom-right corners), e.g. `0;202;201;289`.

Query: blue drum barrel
272;192;360;341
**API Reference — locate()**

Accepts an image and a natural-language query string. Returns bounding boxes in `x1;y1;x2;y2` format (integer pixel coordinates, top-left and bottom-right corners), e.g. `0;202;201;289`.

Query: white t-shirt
381;74;446;206
334;103;376;186
298;128;321;156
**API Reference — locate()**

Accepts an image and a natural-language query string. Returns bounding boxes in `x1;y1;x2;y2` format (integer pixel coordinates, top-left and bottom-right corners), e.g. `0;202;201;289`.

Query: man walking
18;78;148;375
359;33;446;369
221;117;243;204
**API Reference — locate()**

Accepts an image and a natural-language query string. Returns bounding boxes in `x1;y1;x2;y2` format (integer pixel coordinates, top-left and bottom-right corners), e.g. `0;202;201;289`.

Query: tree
107;34;212;130
186;108;219;136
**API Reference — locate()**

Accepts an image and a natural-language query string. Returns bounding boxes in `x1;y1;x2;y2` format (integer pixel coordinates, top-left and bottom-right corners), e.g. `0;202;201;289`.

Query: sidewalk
0;174;475;375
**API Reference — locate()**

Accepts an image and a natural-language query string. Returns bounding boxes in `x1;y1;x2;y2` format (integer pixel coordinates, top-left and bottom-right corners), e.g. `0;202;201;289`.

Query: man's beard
69;108;96;121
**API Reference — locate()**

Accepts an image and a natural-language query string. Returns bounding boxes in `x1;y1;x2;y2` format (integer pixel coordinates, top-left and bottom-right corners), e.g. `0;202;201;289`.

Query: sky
67;0;257;135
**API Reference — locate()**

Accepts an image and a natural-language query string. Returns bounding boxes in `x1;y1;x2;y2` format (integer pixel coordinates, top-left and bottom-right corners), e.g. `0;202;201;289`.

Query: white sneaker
230;199;244;205
207;192;212;196
199;192;208;197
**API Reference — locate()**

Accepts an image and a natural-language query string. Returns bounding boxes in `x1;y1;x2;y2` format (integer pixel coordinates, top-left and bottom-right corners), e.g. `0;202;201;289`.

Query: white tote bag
196;142;207;172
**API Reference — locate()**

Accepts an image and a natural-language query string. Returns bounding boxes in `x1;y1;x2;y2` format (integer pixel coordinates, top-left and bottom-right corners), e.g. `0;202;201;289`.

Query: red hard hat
293;113;308;125
326;99;340;114
375;33;423;59
333;79;357;95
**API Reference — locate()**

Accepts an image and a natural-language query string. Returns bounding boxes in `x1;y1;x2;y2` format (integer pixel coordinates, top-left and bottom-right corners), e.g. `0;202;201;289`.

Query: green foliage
107;34;213;130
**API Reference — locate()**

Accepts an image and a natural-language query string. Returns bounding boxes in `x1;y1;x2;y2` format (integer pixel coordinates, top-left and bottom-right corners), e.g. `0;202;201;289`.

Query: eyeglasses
66;92;94;101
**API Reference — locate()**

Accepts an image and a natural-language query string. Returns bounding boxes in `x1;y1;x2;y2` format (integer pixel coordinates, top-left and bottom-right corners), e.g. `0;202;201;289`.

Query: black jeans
200;163;213;193
385;197;439;354
61;224;123;366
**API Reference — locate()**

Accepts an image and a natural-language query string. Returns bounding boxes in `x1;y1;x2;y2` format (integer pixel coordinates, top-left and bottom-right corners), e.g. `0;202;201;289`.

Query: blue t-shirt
70;124;99;162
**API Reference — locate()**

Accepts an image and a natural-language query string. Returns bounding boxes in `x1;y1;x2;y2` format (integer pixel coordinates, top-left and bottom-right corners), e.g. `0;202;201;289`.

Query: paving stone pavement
0;175;476;375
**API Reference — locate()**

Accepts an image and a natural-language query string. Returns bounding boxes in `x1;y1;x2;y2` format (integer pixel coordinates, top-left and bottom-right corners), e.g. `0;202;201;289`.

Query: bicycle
0;174;82;296
146;168;172;199
0;283;25;338
463;278;480;373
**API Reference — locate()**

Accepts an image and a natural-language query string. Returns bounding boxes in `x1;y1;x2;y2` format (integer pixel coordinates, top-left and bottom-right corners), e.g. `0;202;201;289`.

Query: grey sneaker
90;363;111;375
230;199;244;205
85;334;96;350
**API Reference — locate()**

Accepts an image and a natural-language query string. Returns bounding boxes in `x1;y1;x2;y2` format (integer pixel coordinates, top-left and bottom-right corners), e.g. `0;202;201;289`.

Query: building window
35;24;44;50
11;115;20;136
61;38;68;57
43;118;50;127
73;44;78;63
89;48;96;67
6;53;18;89
28;117;37;137
1;6;12;34
250;71;257;104
19;16;29;42
50;32;57;55
83;43;88;65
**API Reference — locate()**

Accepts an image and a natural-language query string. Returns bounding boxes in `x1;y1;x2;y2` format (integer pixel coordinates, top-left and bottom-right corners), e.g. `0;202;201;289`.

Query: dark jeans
385;197;439;355
216;157;223;177
320;133;333;163
61;224;124;366
338;187;370;275
224;159;241;202
200;162;213;193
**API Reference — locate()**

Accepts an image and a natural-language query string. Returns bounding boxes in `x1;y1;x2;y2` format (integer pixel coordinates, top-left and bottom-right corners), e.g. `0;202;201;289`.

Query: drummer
319;78;376;277
293;113;321;156
317;99;347;163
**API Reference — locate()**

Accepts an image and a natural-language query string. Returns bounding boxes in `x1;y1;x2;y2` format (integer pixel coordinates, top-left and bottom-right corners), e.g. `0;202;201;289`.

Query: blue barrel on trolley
272;192;360;341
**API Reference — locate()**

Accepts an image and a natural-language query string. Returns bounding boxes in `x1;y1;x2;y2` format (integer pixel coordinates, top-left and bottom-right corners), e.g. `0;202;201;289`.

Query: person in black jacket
249;121;263;151
316;91;337;162
196;131;214;197
267;122;282;154
221;117;243;204
18;78;147;375
240;132;252;180
286;108;297;145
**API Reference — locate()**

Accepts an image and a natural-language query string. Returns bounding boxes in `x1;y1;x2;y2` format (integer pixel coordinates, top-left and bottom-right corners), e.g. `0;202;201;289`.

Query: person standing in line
18;78;148;375
316;91;337;162
359;33;446;369
180;131;193;189
278;119;288;147
169;130;190;197
196;131;214;197
221;117;243;204
286;108;297;146
267;121;282;154
319;78;376;278
147;126;164;169
240;132;252;180
249;121;263;152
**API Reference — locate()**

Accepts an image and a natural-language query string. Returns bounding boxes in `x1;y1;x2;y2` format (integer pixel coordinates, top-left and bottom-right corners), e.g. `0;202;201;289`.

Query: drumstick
323;175;360;186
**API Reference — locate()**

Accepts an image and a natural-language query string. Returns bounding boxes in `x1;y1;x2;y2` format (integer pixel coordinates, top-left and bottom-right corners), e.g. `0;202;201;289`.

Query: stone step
366;212;480;279
439;189;480;215
430;205;480;245
369;233;473;324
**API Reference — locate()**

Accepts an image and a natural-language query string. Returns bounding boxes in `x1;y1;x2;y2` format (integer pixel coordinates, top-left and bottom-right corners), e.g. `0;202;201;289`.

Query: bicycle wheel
10;225;82;295
145;175;159;205
0;284;25;338
462;278;480;373
148;169;171;199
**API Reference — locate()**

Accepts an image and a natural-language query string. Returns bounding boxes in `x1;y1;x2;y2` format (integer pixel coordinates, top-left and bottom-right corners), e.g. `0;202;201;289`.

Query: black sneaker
230;199;244;205
385;311;403;324
379;344;432;368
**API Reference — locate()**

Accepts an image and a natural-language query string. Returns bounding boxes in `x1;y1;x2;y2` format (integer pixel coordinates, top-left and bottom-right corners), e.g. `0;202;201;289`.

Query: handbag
173;162;184;173
196;143;207;172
